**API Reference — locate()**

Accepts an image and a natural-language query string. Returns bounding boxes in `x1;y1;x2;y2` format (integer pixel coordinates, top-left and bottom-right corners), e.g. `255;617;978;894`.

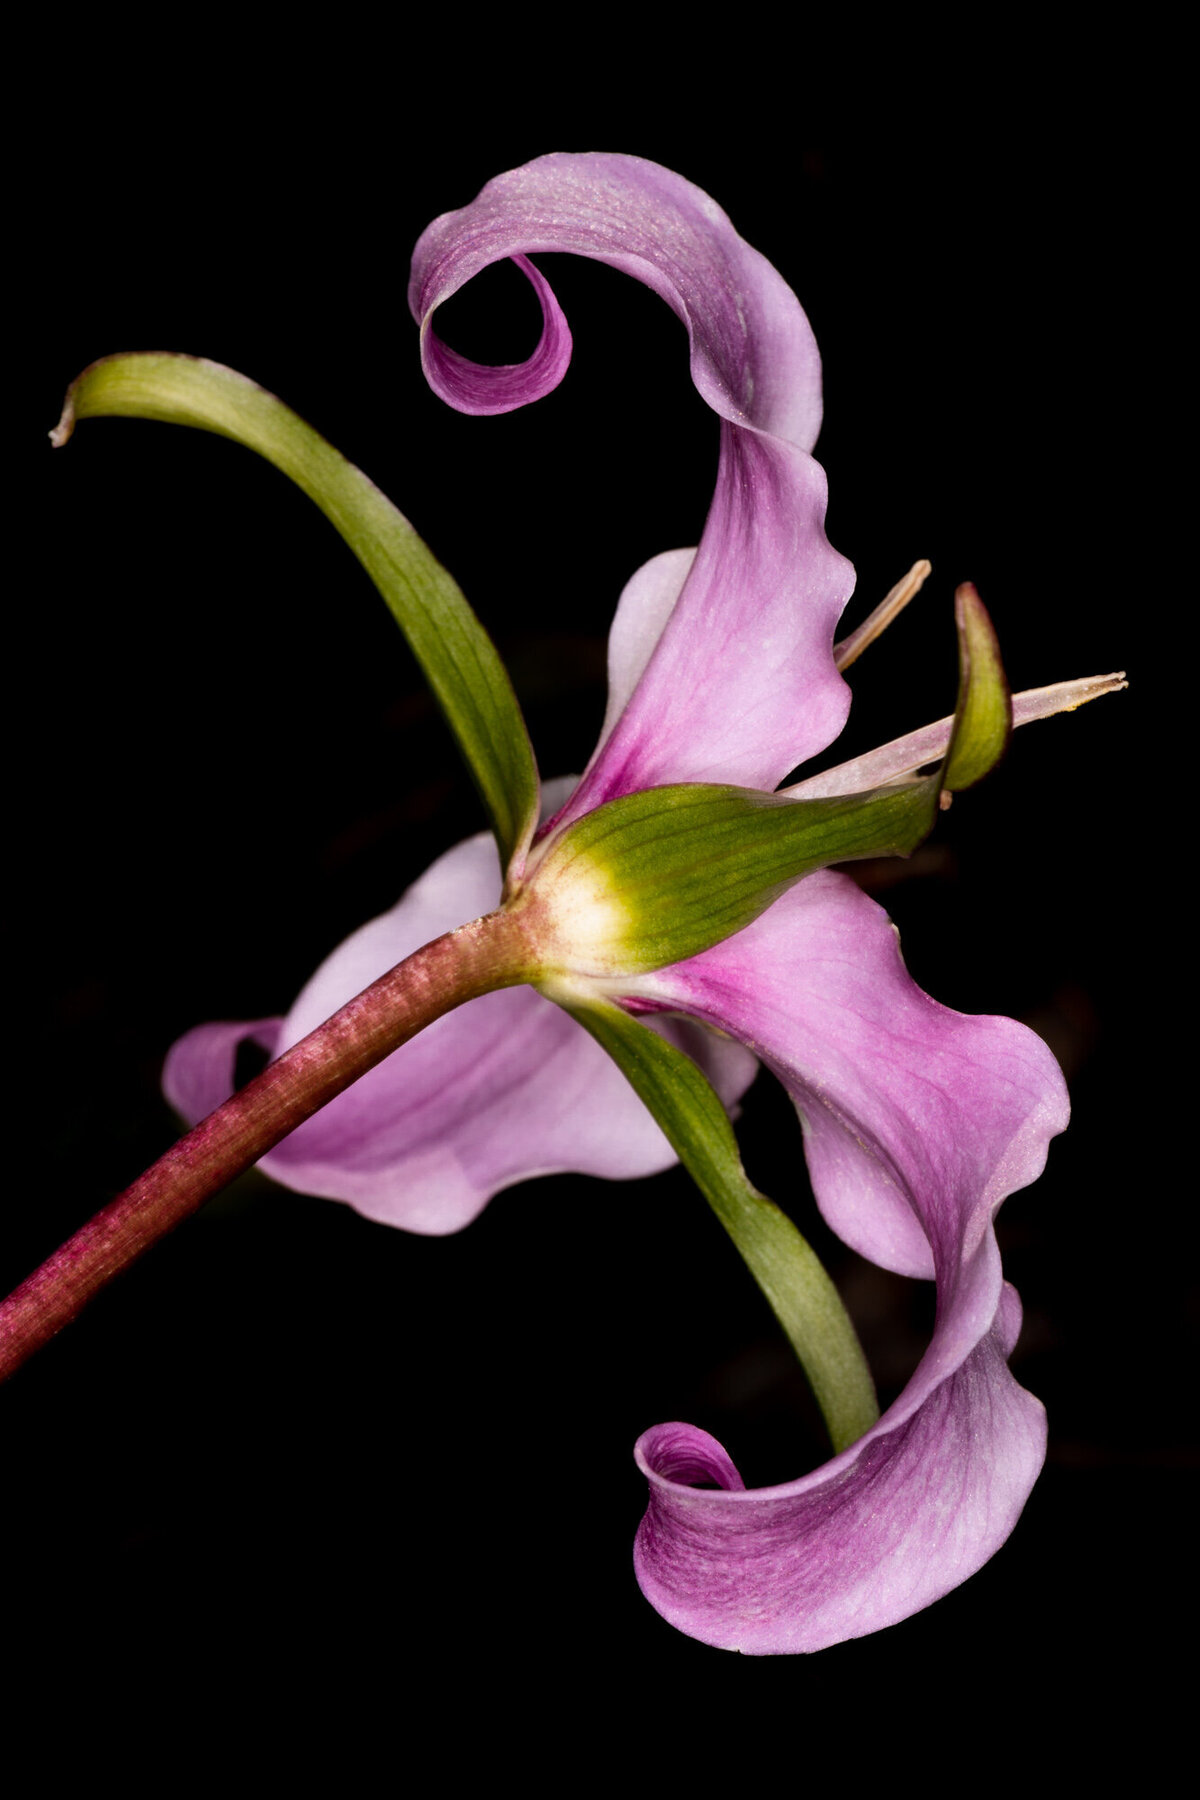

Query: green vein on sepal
564;996;880;1455
52;352;540;871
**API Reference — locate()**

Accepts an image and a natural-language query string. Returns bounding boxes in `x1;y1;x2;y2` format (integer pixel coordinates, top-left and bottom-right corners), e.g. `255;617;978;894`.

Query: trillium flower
55;154;1123;1653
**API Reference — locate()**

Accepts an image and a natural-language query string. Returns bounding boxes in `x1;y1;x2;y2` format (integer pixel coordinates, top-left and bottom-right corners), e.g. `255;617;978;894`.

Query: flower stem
0;909;532;1384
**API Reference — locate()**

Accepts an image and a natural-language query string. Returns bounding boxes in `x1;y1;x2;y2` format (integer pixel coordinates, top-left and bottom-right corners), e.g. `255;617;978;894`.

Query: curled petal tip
633;1305;1046;1654
162;1018;283;1125
410;151;855;807
622;867;1065;1650
635;1421;745;1492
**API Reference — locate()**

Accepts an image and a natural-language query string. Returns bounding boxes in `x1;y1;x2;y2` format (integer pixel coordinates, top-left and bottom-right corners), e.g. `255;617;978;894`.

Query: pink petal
163;1018;282;1123
163;823;757;1235
410;153;853;823
592;549;696;759
623;869;1067;1651
633;870;1068;1279
635;1291;1045;1653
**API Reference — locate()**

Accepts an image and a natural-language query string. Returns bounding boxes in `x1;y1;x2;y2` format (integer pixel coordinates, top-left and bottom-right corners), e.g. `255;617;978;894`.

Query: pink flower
164;155;1115;1652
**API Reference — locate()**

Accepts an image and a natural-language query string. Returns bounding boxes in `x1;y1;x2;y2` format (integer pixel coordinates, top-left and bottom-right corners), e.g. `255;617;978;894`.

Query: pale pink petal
164;821;756;1235
592;549;696;759
634;1289;1045;1654
632;870;1068;1279
621;869;1066;1650
163;1018;282;1125
410;153;853;823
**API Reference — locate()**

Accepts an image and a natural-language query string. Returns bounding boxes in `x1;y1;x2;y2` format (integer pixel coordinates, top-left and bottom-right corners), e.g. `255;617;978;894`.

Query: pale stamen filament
833;559;933;671
784;672;1129;800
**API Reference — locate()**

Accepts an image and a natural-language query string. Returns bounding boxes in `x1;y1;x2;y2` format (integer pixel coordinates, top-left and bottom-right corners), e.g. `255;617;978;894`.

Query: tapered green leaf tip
47;351;541;872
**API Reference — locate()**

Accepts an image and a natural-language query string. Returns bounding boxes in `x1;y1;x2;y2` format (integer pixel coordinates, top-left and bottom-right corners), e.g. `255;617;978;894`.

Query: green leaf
52;353;540;872
522;585;1012;977
563;996;879;1454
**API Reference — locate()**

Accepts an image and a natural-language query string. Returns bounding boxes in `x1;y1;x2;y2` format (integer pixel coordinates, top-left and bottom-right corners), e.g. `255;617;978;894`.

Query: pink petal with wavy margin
622;870;1067;1651
410;153;853;823
164;824;757;1235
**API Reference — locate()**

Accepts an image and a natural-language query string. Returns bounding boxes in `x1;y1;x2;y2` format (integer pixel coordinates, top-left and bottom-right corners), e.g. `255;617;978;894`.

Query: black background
9;67;1182;1757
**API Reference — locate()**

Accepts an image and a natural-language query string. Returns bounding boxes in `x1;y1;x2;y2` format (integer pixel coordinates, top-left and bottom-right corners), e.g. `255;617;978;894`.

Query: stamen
834;559;932;671
1011;672;1129;725
784;671;1128;800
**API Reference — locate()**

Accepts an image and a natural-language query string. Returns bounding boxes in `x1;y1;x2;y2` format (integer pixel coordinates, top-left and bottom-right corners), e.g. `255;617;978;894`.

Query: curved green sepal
52;353;540;872
529;775;942;975
562;995;879;1454
943;582;1012;791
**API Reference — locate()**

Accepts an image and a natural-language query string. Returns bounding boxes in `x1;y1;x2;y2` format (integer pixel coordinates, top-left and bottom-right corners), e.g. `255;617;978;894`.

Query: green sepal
562;995;879;1454
532;776;941;973
942;582;1012;791
527;585;1012;976
52;353;540;873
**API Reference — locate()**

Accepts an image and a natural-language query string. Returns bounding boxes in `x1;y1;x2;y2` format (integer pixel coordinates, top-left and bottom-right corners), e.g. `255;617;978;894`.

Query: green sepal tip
942;581;1012;792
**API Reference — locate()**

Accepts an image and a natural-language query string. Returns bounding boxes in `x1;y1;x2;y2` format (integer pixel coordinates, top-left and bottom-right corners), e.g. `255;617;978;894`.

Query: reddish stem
0;909;530;1383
